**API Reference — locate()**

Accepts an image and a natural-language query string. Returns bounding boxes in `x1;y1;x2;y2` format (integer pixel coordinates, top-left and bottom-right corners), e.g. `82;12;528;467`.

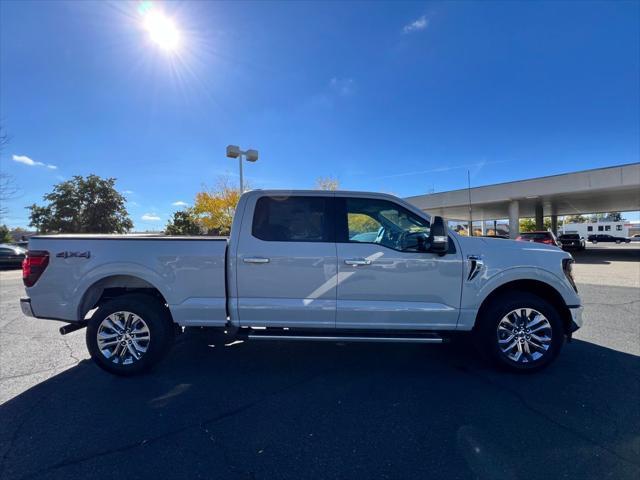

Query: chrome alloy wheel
97;311;151;365
497;308;552;363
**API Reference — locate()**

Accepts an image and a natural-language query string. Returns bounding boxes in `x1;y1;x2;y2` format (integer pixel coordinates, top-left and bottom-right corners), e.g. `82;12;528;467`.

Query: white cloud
329;77;355;96
12;154;58;170
141;213;161;221
403;15;429;34
122;190;134;194
172;201;188;207
376;160;508;179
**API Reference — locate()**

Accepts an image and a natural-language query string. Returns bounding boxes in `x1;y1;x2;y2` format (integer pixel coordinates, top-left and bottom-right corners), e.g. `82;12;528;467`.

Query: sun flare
143;10;180;52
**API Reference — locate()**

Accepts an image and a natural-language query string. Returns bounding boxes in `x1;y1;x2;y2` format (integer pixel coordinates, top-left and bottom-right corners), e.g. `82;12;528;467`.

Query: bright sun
143;11;180;51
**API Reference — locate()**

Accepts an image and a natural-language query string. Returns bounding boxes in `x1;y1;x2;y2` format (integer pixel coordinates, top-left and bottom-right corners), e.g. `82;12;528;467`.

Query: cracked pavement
0;245;638;479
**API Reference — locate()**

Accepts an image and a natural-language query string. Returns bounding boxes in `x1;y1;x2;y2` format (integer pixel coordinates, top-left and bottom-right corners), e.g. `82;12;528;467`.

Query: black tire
474;291;564;372
616;240;621;244
86;294;174;376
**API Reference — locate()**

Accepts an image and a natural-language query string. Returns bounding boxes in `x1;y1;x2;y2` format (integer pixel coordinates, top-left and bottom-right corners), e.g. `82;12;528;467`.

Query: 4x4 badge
56;251;91;259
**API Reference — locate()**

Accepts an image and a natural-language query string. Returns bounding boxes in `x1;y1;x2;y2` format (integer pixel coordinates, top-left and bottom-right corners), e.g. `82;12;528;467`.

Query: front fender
457;266;580;330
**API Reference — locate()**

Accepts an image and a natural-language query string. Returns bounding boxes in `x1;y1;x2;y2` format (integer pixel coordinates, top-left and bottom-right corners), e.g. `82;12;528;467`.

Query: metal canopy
405;163;640;220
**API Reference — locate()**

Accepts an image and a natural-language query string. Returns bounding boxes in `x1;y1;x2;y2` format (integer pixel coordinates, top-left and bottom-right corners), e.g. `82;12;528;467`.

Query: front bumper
568;305;584;332
20;297;35;318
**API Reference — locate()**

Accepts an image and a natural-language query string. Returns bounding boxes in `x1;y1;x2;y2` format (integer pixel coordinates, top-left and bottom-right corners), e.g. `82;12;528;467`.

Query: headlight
562;258;578;293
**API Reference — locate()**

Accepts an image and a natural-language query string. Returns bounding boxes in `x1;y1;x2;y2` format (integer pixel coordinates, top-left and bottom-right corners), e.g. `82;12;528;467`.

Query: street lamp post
226;145;259;193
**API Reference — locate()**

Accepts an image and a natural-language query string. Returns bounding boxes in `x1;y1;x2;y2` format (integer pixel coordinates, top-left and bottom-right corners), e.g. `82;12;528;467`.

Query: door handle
243;257;270;264
344;258;372;266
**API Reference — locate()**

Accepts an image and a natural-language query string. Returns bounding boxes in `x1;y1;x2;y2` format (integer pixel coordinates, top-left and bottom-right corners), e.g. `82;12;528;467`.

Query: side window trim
334;197;349;243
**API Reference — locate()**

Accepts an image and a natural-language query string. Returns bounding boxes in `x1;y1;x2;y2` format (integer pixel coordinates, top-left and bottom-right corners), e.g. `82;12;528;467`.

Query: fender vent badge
467;255;484;281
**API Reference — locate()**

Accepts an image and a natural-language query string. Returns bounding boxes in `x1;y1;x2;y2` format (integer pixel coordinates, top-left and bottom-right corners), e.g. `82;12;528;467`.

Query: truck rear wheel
86;294;174;376
474;291;564;372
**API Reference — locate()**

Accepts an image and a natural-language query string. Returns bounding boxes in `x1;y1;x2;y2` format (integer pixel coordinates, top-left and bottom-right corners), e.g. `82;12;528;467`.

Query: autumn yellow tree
193;177;243;235
348;214;380;236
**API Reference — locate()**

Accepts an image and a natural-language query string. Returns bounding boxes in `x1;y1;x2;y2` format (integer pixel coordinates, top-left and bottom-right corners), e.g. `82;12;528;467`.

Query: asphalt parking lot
0;244;638;480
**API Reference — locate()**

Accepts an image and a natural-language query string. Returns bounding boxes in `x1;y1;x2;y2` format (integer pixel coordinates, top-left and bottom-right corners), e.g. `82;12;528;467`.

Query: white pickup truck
21;190;583;375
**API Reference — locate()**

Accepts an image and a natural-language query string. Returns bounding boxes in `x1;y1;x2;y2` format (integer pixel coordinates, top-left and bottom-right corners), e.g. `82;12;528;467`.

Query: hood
454;233;572;264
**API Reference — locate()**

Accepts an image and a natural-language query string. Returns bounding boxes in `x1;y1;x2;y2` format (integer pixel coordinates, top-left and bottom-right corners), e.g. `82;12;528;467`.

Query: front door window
343;198;430;252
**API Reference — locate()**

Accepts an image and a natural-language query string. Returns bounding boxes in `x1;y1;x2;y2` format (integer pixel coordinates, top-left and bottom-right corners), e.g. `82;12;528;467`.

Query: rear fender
75;263;172;321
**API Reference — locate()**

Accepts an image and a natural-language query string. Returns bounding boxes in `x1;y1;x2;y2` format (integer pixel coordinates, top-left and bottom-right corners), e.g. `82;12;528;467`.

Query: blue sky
1;0;639;229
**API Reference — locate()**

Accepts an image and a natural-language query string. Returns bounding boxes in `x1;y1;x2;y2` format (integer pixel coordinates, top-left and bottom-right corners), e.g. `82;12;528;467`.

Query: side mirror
429;216;449;255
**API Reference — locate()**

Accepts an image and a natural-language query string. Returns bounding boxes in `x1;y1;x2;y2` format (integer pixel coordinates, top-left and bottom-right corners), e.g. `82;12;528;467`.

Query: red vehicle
515;231;561;247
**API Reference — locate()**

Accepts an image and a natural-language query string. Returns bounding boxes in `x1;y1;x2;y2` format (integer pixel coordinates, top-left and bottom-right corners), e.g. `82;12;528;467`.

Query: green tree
520;218;553;232
165;209;202;235
0;224;12;243
589;212;624;223
27;175;133;233
519;218;536;232
564;214;587;223
603;212;623;222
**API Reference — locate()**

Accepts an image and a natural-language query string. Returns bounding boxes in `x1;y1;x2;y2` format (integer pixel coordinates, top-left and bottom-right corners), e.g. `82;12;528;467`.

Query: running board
246;333;445;344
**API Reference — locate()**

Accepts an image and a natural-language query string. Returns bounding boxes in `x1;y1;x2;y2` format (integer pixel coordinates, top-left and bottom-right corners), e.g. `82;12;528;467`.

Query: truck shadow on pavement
1;333;639;480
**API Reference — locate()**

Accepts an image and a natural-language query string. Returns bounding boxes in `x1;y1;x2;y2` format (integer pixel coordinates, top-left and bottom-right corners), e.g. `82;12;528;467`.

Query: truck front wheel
86;294;174;376
474;292;564;372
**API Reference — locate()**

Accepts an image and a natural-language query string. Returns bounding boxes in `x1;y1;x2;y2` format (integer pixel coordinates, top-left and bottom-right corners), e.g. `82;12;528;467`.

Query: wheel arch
475;279;573;334
78;274;172;322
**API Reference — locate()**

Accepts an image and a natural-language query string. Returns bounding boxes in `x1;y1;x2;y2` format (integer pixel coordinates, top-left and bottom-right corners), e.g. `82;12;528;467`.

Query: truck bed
26;235;229;326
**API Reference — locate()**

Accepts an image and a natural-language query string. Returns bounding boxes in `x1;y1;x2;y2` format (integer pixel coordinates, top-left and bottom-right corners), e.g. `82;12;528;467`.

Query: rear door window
252;196;334;242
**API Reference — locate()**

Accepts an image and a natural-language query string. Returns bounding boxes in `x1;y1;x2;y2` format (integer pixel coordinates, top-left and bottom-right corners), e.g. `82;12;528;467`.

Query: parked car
587;234;630;244
515;231;561;247
628;234;640;242
557;233;586;251
20;190;582;376
0;243;26;268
